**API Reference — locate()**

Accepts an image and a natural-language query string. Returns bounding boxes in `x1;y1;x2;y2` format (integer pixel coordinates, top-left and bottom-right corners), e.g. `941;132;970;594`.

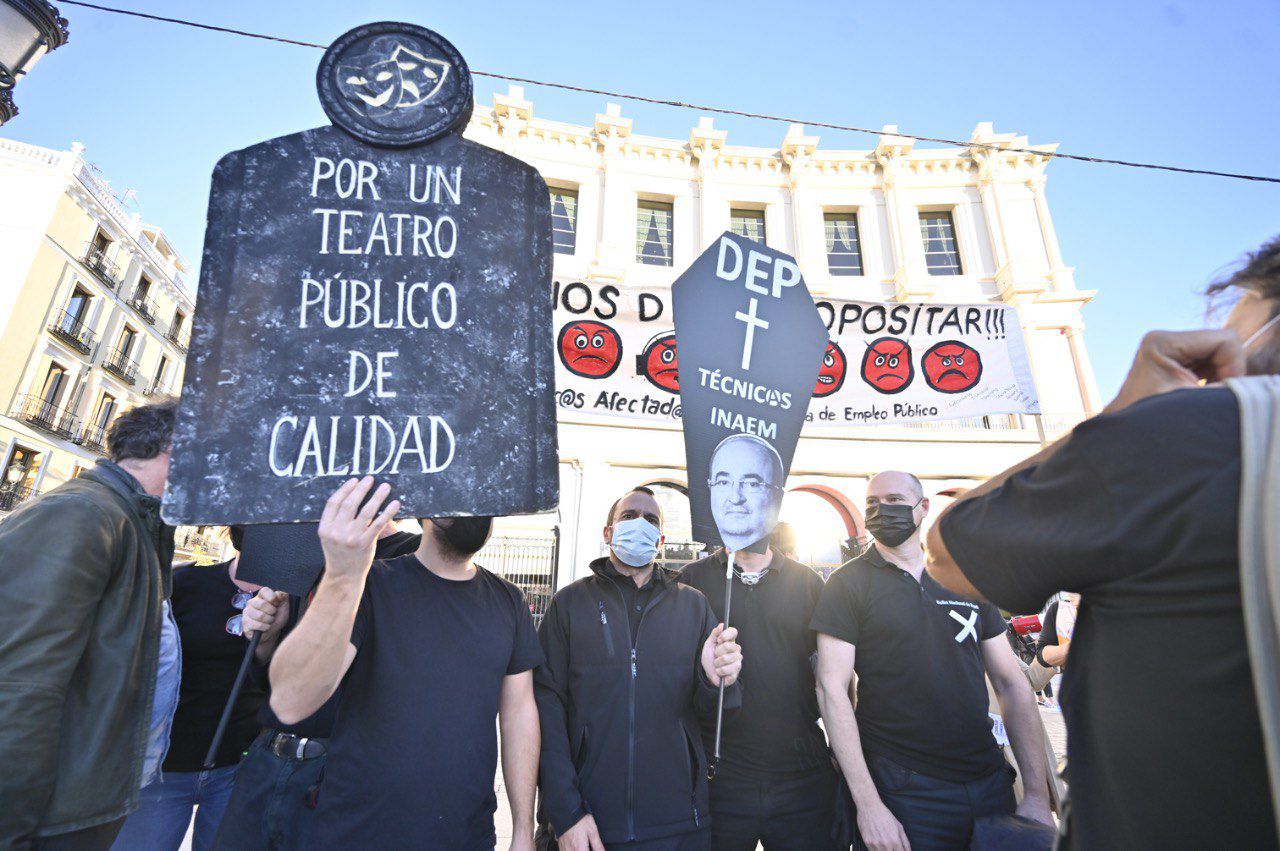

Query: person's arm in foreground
0;498;115;847
500;670;539;851
927;329;1246;599
816;633;910;851
269;477;398;724
983;636;1054;824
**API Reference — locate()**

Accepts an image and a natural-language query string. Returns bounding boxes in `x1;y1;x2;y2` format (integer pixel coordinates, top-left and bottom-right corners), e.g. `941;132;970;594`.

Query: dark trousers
609;828;711;850
863;753;1015;850
30;819;124;851
708;766;840;851
212;732;325;851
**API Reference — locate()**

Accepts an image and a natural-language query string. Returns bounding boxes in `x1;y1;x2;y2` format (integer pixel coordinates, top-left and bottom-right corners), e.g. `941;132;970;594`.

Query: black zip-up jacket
535;558;742;845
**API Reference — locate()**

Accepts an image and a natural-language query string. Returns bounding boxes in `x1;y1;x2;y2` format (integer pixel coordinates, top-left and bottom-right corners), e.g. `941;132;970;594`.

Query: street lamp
0;0;69;125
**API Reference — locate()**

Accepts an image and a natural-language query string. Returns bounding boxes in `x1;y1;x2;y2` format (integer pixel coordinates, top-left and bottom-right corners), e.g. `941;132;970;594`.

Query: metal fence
480;533;558;627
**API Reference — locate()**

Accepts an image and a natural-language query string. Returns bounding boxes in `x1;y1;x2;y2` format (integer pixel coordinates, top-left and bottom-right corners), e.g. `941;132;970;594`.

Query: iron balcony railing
165;323;190;352
128;290;159;325
10;394;78;439
47;308;96;354
0;481;36;513
102;347;140;384
77;423;108;454
143;380;171;398
82;246;121;290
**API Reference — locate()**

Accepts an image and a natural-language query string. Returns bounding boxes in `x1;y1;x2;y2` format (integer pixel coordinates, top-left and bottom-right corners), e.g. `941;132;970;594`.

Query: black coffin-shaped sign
673;232;827;553
163;23;558;525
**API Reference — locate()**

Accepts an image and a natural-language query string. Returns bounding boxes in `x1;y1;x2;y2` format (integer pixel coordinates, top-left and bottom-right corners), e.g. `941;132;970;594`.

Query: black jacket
0;461;172;845
535;558;741;845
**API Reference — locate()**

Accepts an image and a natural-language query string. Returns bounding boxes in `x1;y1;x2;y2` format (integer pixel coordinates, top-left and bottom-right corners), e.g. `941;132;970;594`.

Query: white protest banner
807;298;1040;426
551;280;1039;427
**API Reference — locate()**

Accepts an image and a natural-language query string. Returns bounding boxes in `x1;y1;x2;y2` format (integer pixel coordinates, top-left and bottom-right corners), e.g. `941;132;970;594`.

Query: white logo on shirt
949;609;979;643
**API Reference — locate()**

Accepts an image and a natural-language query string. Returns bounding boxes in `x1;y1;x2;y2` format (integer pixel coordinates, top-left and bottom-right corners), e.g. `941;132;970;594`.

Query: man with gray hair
0;401;181;850
708;434;785;552
813;470;1051;850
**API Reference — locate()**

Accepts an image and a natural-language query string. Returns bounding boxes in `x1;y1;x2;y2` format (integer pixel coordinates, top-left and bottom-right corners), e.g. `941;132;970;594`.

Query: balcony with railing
0;481;36;514
46;309;96;355
143;379;171;398
127;289;159;325
165;322;190;353
77;423;109;454
9;394;78;439
82;245;121;290
102;347;140;384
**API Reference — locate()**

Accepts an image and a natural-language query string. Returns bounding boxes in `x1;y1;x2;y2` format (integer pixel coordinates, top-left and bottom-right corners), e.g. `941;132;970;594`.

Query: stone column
1065;325;1103;414
689;117;726;255
1027;174;1073;290
781;123;819;274
591;104;633;280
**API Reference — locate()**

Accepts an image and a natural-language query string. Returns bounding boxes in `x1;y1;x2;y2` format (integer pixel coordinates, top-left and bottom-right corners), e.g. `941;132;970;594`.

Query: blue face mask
609;516;661;567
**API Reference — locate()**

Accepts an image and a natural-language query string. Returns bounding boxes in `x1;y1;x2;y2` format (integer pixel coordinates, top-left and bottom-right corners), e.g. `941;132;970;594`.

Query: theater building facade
462;87;1099;593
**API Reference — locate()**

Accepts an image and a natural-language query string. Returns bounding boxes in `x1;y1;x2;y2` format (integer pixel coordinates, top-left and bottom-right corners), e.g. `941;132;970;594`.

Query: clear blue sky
6;0;1278;400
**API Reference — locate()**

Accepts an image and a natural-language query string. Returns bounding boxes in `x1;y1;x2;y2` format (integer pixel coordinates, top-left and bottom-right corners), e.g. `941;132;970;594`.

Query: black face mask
431;516;494;557
864;501;919;547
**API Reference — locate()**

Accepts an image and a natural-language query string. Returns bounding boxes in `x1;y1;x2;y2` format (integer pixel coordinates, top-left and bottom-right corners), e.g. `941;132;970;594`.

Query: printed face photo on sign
707;433;785;552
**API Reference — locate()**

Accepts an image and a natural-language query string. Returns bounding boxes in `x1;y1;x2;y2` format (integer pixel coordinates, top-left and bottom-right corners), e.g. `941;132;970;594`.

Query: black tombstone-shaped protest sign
162;22;558;527
673;232;827;554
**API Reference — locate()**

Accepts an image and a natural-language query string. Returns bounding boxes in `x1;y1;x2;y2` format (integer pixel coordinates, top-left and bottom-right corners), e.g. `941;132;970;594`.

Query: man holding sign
535;486;742;851
268;478;543;849
672;234;832;848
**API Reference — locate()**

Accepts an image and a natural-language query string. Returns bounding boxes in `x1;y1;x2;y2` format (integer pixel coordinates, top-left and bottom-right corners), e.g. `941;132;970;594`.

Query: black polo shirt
810;544;1005;782
938;387;1276;849
682;551;830;776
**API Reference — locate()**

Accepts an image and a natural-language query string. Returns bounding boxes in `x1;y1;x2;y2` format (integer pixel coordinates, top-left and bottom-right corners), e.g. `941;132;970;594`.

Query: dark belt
266;731;326;760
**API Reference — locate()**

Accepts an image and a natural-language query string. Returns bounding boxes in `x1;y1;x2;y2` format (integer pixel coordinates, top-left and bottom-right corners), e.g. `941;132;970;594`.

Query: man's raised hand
318;477;400;583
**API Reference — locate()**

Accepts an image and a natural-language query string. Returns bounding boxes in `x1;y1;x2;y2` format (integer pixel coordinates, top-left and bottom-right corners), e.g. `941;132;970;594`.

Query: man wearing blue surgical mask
536;486;744;851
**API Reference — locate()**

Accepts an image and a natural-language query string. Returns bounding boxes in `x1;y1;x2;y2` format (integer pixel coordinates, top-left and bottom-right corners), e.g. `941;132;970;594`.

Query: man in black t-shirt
213;526;419;851
926;237;1280;850
682;546;836;851
813;470;1051;850
268;479;543;850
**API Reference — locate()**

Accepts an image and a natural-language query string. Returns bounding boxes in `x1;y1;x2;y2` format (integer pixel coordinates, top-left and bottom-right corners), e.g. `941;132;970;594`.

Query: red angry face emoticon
558;320;623;378
922;340;983;394
637;332;679;393
860;337;914;395
814;341;847;397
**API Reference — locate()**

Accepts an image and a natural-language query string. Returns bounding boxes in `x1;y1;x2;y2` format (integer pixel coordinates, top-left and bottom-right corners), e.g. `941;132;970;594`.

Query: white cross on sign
949;609;979;643
733;297;770;370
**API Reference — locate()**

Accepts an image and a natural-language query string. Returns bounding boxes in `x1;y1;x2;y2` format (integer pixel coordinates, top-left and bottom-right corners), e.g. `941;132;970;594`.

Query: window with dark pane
730;208;766;244
636;200;674;266
919;211;962;275
824;212;863;276
549;188;578;255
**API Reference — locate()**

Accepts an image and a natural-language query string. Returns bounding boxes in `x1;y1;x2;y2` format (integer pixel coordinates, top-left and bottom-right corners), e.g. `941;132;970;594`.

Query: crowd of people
0;234;1277;851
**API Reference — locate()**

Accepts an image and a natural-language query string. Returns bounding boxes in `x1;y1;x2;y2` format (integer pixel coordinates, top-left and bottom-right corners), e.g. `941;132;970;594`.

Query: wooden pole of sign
709;549;735;779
